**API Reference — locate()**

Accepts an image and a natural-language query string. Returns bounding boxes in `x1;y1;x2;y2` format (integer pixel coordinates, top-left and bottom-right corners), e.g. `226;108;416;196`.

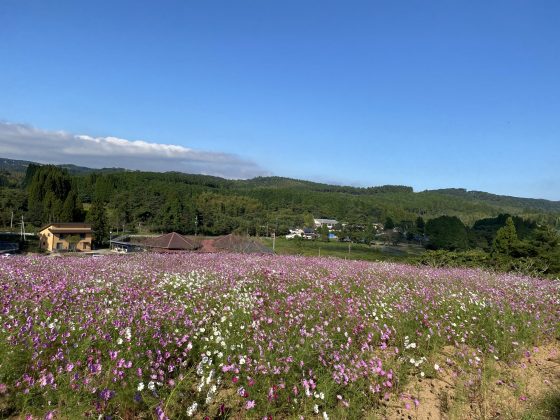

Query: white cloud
0;122;269;178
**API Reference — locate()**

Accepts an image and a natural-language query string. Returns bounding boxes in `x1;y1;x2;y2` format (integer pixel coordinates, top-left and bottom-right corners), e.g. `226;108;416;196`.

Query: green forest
1;158;559;275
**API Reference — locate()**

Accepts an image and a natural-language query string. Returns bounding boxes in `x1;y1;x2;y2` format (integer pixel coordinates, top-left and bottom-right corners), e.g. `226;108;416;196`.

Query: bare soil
384;342;560;420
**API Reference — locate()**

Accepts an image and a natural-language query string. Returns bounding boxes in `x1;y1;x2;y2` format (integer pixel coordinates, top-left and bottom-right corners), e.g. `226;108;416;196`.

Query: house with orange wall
38;223;93;252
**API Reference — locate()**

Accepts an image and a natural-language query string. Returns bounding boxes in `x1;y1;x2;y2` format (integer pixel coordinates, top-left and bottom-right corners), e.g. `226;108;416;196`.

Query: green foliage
25;165;83;226
65;234;82;252
317;224;330;242
415;216;425;233
87;199;108;247
417;249;490;268
60;191;84;223
418;223;560;277
471;213;536;250
493;217;519;256
425;216;469;251
384;217;395;229
303;212;315;228
0;188;27;228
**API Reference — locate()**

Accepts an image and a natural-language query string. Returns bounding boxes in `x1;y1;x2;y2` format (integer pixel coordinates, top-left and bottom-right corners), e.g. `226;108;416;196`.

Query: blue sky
1;1;559;199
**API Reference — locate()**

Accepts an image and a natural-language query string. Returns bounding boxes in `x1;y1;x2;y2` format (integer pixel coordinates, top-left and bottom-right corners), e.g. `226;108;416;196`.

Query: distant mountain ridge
424;188;560;213
0;157;128;175
1;157;559;218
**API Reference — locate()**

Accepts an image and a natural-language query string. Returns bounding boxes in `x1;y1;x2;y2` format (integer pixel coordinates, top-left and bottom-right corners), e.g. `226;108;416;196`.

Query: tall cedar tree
87;200;108;247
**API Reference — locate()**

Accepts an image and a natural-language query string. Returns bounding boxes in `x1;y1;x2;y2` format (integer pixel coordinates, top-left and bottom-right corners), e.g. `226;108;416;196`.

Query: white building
313;218;339;229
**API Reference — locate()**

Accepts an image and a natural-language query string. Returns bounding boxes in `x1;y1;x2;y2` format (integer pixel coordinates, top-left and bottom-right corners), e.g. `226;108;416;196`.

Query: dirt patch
488;342;560;418
385;366;456;419
383;341;560;419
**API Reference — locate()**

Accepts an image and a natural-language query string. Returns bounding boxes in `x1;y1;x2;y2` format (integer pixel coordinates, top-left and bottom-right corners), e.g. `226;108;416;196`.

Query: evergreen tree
384;217;395;230
492;217;518;256
61;190;79;222
425;216;469;250
26;165;72;225
42;191;63;223
87;199;108;247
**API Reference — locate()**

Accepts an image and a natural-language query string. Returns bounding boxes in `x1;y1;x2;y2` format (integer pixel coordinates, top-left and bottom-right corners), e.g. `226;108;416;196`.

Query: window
80;233;85;239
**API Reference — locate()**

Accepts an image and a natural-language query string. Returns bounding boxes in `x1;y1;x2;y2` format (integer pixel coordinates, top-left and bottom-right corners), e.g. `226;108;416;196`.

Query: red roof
144;232;198;250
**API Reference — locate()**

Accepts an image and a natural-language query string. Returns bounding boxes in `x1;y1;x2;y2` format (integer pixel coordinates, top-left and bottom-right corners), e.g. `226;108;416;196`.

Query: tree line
419;214;560;276
0;164;558;274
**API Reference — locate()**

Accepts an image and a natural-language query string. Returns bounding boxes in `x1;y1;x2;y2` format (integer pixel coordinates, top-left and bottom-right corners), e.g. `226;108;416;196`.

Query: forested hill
0;157;559;235
427;188;560;214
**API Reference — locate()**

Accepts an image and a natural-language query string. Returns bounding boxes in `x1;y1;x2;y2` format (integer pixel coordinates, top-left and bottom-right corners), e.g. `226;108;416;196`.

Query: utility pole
20;215;26;241
195;215;198;236
10;211;13;229
272;232;276;253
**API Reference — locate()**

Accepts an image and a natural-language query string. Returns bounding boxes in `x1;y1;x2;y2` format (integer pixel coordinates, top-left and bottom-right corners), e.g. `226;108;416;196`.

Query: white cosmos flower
137;382;144;391
186;402;197;417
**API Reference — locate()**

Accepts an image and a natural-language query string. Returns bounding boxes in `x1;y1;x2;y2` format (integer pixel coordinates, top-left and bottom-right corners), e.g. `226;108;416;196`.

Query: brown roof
144;232;198;250
40;223;92;233
49;228;92;234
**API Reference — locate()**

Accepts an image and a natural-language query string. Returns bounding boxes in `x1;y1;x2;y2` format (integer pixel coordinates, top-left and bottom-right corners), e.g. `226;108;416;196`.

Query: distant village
18;222;272;255
286;218;426;244
0;216;427;257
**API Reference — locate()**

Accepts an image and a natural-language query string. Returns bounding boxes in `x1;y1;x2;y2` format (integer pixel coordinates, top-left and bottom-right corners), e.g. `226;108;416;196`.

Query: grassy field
260;237;425;262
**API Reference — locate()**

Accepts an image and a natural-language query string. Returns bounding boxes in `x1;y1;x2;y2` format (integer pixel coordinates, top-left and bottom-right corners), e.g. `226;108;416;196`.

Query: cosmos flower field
0;254;558;419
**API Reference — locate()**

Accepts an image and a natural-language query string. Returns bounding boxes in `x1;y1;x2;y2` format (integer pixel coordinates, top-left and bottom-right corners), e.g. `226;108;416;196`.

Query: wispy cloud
0;122;269;178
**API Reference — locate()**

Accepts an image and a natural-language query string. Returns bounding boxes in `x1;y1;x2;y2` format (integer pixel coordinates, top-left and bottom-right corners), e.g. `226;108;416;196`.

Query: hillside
0;157;559;235
427;188;560;214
